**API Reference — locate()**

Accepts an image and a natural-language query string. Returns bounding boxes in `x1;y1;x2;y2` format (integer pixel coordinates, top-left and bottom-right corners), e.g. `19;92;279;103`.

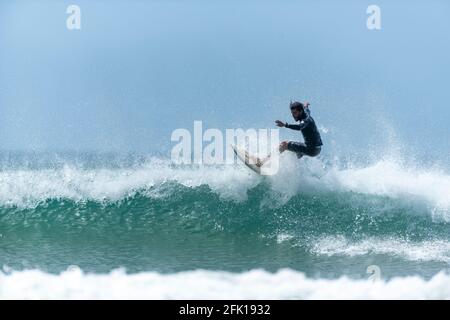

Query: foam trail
1;268;450;299
311;236;450;263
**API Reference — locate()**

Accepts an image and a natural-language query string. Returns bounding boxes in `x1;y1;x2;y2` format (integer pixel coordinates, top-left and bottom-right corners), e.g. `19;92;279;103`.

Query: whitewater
2;268;450;299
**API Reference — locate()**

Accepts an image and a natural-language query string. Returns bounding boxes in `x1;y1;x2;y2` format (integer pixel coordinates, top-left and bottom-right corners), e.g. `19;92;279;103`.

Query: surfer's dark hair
289;101;304;111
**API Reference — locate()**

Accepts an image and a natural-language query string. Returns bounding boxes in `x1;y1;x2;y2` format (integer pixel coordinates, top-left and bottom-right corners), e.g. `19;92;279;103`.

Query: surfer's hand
275;120;286;127
304;102;310;108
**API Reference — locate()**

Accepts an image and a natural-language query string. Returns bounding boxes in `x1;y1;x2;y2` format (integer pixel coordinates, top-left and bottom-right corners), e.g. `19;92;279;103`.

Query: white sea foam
1;268;450;299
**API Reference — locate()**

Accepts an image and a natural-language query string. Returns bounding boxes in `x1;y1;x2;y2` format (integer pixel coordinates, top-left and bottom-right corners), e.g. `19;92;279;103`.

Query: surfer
275;101;323;159
255;101;322;168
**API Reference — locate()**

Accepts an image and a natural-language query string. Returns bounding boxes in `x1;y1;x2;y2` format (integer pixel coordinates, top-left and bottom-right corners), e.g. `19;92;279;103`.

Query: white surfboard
231;144;262;174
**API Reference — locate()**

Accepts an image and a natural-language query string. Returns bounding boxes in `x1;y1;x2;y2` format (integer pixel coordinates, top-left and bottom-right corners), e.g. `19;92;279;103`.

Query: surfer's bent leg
287;141;321;159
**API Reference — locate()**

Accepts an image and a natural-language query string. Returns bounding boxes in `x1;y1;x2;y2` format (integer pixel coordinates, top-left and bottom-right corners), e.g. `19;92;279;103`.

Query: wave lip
326;160;450;220
1;268;450;299
0;161;258;208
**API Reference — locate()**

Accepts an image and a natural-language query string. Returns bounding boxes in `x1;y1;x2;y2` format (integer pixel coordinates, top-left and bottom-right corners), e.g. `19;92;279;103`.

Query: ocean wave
1;268;450;299
0;157;448;219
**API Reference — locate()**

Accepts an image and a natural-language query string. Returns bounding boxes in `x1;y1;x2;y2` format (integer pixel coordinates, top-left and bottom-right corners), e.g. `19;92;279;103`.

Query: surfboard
231;144;262;174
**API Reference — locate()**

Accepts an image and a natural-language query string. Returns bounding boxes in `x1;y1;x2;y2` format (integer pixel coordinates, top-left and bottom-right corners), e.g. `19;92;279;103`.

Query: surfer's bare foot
279;141;288;153
257;155;271;167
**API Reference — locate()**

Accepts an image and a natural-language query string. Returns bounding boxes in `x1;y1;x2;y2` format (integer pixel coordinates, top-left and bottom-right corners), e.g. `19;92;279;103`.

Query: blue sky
0;0;449;163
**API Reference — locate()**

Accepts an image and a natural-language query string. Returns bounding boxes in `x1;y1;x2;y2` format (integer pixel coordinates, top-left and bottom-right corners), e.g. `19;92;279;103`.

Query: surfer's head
289;101;304;121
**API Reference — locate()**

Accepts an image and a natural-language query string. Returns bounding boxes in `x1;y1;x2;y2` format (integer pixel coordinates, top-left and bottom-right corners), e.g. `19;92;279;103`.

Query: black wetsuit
285;108;323;158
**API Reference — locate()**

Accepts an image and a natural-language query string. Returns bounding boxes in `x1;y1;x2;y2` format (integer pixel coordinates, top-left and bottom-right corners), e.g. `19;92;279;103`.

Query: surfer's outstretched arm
284;108;312;130
275;104;312;131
